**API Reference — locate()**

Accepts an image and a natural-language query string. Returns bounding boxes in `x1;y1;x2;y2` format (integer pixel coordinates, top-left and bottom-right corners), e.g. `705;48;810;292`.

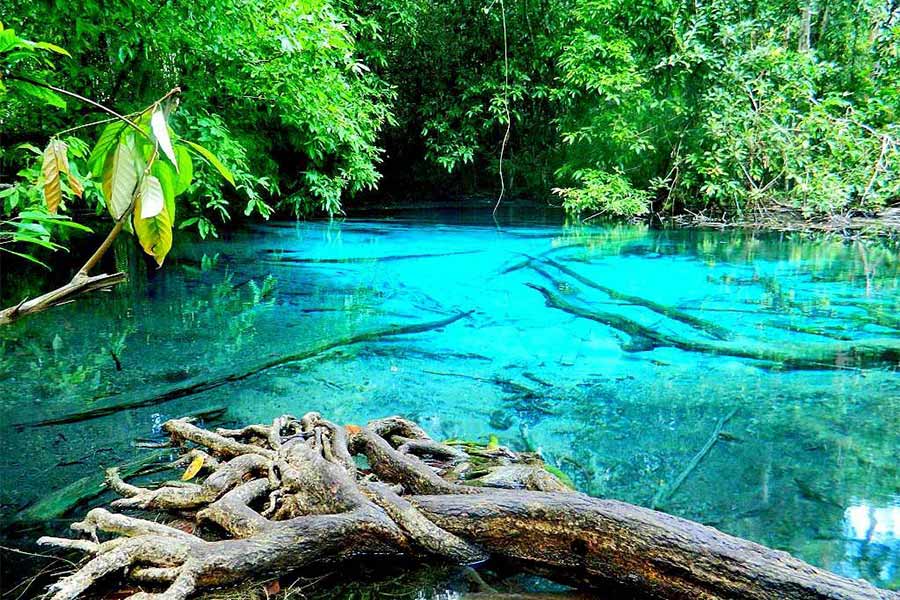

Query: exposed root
37;412;895;600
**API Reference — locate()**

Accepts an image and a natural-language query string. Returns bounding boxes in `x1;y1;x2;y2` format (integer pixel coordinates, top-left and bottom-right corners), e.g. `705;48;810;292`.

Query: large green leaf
133;193;173;266
13;80;66;109
151;160;177;220
184;140;235;186
102;141;139;220
88;122;127;179
151;109;178;170
174;145;193;195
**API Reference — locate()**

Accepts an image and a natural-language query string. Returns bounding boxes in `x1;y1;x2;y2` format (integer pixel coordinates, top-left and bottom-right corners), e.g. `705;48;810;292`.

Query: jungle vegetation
1;0;898;266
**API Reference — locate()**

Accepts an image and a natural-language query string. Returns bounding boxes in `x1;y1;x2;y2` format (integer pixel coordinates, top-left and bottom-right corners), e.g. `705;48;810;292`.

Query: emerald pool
1;211;898;595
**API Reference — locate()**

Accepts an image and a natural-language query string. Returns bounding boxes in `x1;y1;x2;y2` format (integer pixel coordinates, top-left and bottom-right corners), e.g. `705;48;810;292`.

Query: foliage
3;0;899;254
359;0;898;218
1;22;232;271
4;0;394;240
0;23;93;266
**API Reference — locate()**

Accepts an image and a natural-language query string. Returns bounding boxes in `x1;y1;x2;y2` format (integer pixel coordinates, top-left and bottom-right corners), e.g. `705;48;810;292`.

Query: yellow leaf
486;434;500;450
133;186;173;266
181;454;204;481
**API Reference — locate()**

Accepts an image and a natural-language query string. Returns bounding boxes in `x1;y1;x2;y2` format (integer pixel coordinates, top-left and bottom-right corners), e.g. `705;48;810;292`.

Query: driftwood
18;311;471;429
38;413;896;600
0;272;126;326
529;283;900;370
534;258;733;340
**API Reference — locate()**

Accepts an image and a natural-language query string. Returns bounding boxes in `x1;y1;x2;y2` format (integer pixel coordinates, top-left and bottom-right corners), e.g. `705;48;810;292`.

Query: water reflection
842;502;900;584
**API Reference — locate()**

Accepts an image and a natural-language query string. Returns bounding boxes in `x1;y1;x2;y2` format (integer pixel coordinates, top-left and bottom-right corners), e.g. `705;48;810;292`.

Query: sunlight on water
1;211;898;593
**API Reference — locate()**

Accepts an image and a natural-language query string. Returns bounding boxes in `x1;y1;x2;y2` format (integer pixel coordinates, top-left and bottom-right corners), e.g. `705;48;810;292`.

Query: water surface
1;212;898;594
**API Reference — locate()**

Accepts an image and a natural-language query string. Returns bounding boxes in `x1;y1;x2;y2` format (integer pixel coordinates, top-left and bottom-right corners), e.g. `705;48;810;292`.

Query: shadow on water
1;211;898;594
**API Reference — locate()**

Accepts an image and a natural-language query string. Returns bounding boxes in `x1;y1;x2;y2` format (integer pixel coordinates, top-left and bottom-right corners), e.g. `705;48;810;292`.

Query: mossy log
529;283;900;370
38;413;895;600
534;258;733;340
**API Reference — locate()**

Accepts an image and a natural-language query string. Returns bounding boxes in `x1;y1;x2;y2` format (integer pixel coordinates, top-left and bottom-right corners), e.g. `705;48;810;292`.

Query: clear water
1;212;898;594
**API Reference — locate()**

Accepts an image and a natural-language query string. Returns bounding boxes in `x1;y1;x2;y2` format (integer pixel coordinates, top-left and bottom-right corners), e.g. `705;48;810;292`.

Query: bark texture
38;413;897;600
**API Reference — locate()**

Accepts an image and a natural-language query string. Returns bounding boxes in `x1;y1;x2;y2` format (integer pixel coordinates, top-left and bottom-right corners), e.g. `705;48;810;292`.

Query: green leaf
174;146;193;195
33;41;71;56
184;140;235;186
0;248;52;269
151;160;177;220
133;193;173;266
12;80;66;109
151;109;178;171
102;140;139;220
88;122;127;178
139;175;164;219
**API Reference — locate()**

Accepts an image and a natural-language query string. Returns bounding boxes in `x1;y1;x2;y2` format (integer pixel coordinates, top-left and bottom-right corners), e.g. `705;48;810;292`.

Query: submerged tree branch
18;311;473;429
528;283;900;370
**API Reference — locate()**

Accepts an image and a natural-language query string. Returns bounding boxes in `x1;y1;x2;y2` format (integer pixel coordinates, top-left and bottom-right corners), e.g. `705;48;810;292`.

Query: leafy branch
1;71;233;325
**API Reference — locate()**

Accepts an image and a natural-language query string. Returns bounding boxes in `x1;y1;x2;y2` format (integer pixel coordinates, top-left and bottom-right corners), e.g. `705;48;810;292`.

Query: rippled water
1;211;898;594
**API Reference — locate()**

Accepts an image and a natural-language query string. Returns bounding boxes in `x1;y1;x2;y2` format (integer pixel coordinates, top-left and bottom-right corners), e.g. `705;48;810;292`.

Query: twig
652;409;737;509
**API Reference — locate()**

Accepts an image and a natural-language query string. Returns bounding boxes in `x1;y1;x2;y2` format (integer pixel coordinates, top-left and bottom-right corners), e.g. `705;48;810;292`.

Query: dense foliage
1;0;898;265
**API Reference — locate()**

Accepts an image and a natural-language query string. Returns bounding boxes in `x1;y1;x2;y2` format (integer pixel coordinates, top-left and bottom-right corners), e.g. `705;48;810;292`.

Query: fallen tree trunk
264;250;480;263
534;258;733;340
38;413;896;600
528;283;900;370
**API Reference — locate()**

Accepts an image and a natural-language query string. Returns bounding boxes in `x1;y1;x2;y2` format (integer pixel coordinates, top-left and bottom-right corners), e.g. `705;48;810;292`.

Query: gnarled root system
39;413;896;600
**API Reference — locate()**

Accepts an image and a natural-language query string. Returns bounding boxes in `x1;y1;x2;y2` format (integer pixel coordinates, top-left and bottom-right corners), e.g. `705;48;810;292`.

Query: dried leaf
48;139;84;199
41;140;64;213
264;580;281;596
344;424;362;434
181;454;204;481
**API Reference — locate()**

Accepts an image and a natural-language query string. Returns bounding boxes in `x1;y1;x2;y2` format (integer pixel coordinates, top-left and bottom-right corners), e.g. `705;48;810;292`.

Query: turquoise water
1;212;898;594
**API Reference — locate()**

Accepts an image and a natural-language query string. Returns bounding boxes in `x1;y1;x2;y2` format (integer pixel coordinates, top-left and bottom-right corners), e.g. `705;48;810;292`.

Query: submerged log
38;413;895;600
534;258;733;340
528;283;900;370
19;311;472;429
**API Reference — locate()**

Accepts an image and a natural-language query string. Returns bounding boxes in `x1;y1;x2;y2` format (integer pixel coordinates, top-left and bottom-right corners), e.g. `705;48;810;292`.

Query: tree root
38;413;897;600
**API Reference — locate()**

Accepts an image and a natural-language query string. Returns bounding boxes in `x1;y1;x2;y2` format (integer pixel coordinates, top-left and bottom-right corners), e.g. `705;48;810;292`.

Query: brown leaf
264;580;281;596
344;424;361;434
41;140;64;213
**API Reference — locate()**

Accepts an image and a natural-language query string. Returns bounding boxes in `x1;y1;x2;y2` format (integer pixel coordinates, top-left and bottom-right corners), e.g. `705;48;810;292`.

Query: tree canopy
1;0;898;264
